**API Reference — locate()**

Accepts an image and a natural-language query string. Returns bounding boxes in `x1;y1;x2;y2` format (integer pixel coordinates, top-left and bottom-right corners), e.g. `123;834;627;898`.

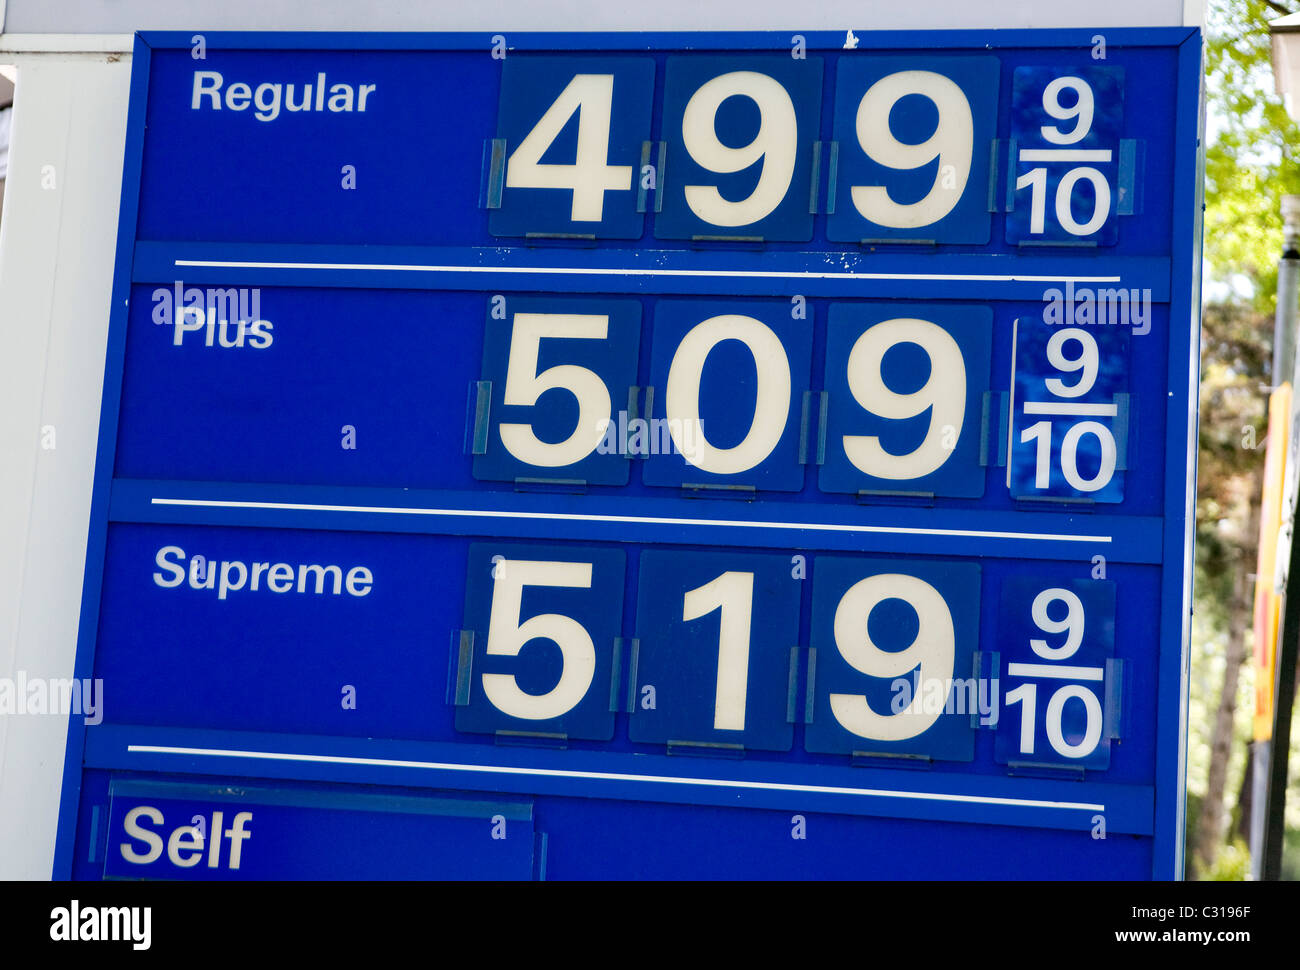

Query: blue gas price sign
57;28;1202;881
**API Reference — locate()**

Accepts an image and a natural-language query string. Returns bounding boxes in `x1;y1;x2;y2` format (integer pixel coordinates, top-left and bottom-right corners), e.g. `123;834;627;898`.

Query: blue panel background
102;781;534;880
530;795;1152;879
95;524;456;739
137;48;497;247
115;284;479;489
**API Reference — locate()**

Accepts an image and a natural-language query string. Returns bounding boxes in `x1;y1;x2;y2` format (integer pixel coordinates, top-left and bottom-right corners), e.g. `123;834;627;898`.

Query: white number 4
505;74;632;222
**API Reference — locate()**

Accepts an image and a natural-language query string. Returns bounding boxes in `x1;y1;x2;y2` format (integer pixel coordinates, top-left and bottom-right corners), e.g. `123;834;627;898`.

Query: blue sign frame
55;27;1202;880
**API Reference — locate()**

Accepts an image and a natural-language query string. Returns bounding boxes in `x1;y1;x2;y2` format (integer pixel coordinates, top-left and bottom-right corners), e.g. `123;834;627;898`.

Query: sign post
54;27;1203;879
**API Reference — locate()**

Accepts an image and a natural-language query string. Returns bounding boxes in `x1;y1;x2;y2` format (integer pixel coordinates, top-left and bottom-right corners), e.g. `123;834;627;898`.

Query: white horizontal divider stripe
149;496;1114;544
1022;401;1120;416
1007;663;1106;681
125;744;1106;812
173;258;1124;285
1017;149;1114;162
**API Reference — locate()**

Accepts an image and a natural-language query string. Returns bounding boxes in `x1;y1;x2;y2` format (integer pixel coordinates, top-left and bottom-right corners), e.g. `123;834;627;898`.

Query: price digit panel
1007;67;1127;246
59;28;1201;881
491;57;655;239
827;55;1000;244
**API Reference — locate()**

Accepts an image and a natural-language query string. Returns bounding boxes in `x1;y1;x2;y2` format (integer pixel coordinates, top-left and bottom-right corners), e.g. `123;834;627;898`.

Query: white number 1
683;571;755;732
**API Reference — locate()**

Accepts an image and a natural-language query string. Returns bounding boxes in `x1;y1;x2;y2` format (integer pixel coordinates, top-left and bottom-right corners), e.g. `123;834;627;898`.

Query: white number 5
481;559;597;721
499;313;612;468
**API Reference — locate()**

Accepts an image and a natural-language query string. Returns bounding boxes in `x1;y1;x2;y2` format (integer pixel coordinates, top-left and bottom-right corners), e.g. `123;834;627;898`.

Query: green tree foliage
1196;302;1268;606
1190;300;1266;879
1192;0;1300;878
1199;1;1292;601
1206;0;1300;309
1193;301;1264;769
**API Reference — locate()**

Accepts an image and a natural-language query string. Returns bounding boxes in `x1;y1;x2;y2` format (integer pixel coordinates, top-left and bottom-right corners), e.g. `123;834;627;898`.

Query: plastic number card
827;56;998;244
455;542;625;741
641;299;813;492
1007;315;1129;503
819;303;992;497
489;56;655;239
1007;66;1125;246
654;55;824;241
630;550;800;751
994;577;1117;770
472;295;641;486
804;556;979;760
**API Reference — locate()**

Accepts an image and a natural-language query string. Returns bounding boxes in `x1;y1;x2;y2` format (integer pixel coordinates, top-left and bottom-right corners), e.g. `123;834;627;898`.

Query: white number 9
1030;587;1085;660
1040;76;1095;145
1044;328;1099;398
851;71;973;229
829;573;956;741
843;318;967;480
682;71;798;227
